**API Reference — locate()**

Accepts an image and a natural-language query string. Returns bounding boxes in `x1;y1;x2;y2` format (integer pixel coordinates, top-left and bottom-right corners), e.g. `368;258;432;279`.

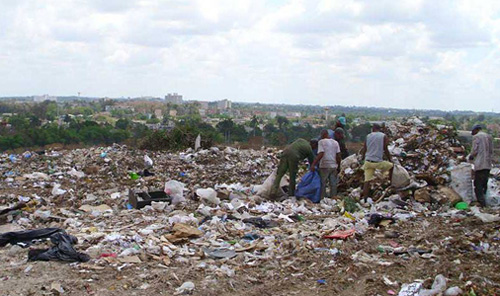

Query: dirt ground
1;214;499;296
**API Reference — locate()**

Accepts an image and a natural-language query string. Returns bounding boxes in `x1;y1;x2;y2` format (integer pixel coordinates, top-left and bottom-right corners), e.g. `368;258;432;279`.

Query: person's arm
383;135;392;162
469;136;479;160
336;152;341;173
311;152;324;172
360;140;367;160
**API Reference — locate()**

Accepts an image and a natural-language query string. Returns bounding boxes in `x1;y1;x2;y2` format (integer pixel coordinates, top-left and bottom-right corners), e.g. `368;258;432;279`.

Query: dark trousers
272;157;299;197
474;169;490;207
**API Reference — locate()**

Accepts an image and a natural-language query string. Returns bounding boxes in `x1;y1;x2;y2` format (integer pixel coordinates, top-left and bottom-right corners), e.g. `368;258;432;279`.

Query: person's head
334;129;344;140
335;120;342;128
341;113;346;117
471;124;482;135
320;129;329;139
310;138;318;150
372;123;382;132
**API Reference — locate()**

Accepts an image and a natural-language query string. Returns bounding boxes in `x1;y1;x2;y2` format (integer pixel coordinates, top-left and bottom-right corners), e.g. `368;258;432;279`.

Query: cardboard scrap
165;223;203;243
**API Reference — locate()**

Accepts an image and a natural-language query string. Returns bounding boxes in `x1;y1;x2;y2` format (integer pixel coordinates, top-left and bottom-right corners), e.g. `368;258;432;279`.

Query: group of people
270;116;350;200
270;119;494;208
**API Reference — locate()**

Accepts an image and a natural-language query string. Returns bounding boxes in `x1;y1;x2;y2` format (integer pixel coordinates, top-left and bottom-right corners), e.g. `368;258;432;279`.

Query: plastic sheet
28;232;90;262
295;171;321;203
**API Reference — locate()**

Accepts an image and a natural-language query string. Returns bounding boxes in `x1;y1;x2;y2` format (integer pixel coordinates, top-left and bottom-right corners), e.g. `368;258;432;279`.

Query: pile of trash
0;117;499;295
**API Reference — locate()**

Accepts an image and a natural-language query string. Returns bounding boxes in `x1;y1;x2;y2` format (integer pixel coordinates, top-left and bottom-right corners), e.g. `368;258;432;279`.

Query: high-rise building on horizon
165;93;183;104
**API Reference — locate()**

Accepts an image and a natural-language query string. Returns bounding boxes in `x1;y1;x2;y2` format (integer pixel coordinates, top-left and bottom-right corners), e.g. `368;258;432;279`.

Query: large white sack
449;163;474;203
257;169;288;198
391;164;411;189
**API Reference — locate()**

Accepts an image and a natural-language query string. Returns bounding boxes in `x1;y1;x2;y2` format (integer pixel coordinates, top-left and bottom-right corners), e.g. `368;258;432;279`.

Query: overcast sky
1;0;499;112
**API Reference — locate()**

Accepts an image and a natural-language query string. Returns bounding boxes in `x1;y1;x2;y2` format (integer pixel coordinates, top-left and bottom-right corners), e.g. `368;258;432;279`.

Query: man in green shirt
270;138;315;199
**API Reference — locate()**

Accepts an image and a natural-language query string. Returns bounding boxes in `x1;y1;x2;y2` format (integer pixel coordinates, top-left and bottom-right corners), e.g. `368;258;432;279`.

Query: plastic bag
51;184;67;196
0;228;63;247
470;206;500;223
196;188;220;205
144;155;153;168
485;178;500;207
295;171;321;203
68;168;85;179
419;274;447;296
257;169;288;199
0;228;90;263
444;287;463;296
449;163;473;203
398;282;422;296
28;232;90;262
195;134;201;151
392;164;411;188
164;180;185;205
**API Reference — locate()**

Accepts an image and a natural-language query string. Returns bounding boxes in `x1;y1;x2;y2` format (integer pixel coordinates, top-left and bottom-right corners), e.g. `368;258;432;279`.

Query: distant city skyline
1;1;499;112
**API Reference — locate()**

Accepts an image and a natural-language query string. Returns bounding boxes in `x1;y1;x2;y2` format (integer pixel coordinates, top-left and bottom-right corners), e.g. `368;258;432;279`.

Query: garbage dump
0;119;499;295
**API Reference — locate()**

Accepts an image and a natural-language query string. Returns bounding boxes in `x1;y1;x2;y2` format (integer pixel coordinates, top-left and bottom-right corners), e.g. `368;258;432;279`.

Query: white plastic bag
257;169;288;199
164;180;185;205
51;184;67;196
444;287;463;296
485;178;500;207
419;274;447;296
470;206;500;223
392;164;411;188
449;163;473;203
194;134;201;151
398;282;422;296
68;168;85;179
144;155;153;168
196;188;220;205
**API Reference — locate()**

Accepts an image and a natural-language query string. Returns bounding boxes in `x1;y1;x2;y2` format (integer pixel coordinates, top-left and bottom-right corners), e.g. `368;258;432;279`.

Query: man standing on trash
333;126;349;159
270;138;315;199
360;123;394;202
468;124;493;207
311;130;341;200
338;113;347;129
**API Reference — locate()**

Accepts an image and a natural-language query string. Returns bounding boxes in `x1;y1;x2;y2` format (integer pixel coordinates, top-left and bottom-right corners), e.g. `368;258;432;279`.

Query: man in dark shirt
270;138;315;199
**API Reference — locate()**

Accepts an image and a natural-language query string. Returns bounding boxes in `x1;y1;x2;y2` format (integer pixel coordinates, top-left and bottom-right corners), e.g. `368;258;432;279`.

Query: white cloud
0;0;499;111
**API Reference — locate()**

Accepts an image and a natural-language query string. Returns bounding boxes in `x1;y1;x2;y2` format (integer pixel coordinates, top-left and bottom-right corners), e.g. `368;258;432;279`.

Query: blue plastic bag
296;171;321;203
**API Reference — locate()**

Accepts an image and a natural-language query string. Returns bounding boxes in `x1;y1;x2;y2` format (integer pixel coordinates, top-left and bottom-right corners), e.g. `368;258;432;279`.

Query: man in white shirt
468;124;493;207
311;130;341;200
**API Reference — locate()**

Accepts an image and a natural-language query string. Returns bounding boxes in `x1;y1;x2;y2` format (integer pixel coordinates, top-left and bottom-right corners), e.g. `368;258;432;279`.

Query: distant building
217;99;232;110
145;123;174;131
165;93;183;104
198;101;209;109
169;110;178;117
105;105;135;112
199;109;207;117
269;112;277;119
33;94;57;102
154;109;163;119
1;113;16;117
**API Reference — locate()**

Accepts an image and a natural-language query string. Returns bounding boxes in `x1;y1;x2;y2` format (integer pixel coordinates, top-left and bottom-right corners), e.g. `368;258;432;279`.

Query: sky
1;0;500;112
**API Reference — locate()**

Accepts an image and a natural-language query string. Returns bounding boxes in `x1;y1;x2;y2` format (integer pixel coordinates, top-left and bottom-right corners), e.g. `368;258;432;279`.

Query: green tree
276;116;290;130
115;118;131;130
250;115;259;136
217;118;234;143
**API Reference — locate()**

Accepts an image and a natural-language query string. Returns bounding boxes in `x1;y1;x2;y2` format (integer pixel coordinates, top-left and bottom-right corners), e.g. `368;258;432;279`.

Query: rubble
0;119;499;295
